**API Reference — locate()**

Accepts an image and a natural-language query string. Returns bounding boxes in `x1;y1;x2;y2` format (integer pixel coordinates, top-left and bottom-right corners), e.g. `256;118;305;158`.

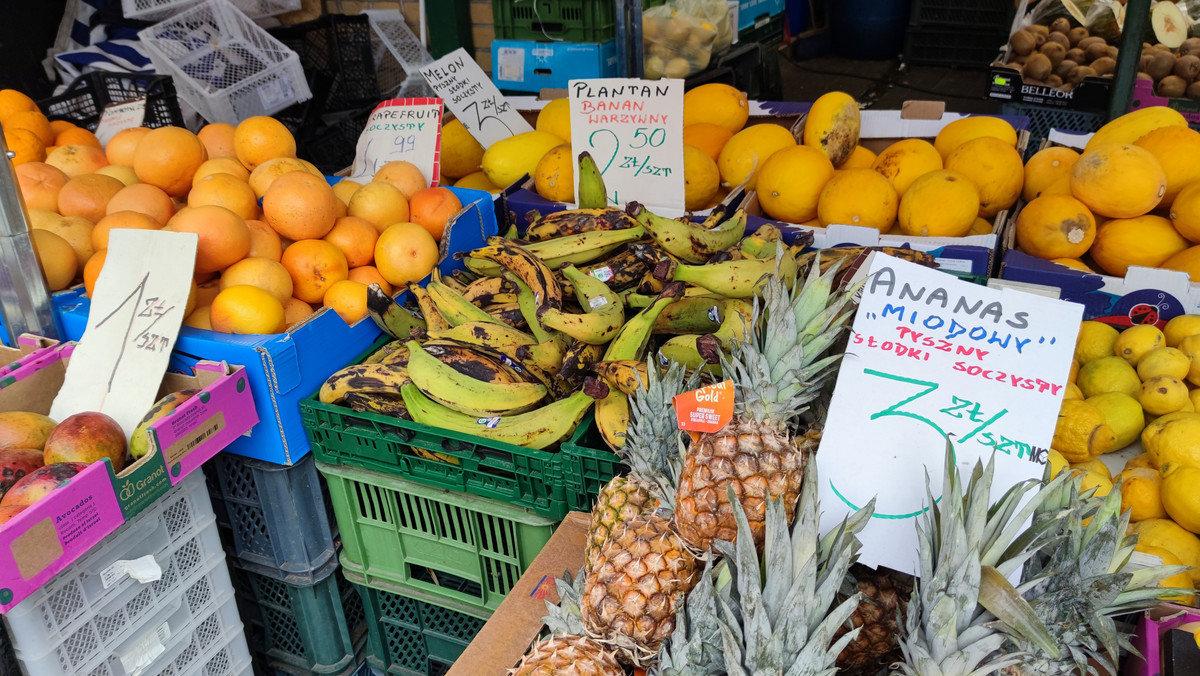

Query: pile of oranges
5;88;465;335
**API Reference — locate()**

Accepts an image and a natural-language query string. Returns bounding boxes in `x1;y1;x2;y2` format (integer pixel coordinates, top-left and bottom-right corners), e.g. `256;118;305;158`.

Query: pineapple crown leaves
540;568;587;638
621;359;703;507
649;557;725;676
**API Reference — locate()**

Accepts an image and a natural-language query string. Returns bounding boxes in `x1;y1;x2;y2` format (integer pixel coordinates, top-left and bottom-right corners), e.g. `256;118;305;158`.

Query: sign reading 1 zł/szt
816;254;1083;575
349;98;444;185
568;78;685;211
418;47;533;148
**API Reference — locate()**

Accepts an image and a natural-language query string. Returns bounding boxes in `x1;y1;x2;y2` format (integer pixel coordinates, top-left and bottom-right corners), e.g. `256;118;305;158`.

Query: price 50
630;127;666;149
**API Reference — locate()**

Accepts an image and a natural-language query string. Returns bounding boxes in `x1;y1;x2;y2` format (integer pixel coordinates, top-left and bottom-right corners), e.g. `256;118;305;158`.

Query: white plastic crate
364;10;434;99
124;0;301;22
138;0;312;124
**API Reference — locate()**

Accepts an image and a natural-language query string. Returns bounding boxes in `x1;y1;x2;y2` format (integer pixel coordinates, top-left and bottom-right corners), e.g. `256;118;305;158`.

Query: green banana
594;387;630;450
538;265;625;345
592;360;649;395
404;340;548;417
426;280;503;327
649;296;724;334
517;332;571;372
577;151;608;209
505;272;554;342
342;391;410;419
632;203;747;264
367;284;427;339
739;235;782;260
319;362;410;404
558;340;606;390
465;228;646;276
462;276;516;306
655;249;799;298
431;267;468;294
603;282;685;361
401;382;595;450
363;339;406;364
525;207;639;242
657;334;723;373
461;240;563;311
406;283;451;332
424;336;570;400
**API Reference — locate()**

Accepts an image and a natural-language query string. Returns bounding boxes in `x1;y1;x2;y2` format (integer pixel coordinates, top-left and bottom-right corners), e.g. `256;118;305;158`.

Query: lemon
1179;335;1200;386
1053;399;1117;462
1129;518;1200;584
1142;411;1200;467
1139;375;1191;415
535;98;571;146
683;144;720;211
1125;452;1159;471
1137;346;1192;380
1077;355;1142;398
1047;448;1069;478
1161;462;1200;533
1070;457;1111;480
1076;467;1113;497
1063;382;1083;400
1118;467;1167;522
1075;321;1120;364
1114;324;1165;365
533;144;574;203
1133;544;1196;604
1085;392;1144;449
438;119;484;180
1191;388;1200;412
1068;358;1080;383
1164;314;1200;347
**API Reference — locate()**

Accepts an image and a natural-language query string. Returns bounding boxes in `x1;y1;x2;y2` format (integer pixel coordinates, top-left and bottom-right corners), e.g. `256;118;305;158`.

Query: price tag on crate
93;98;147;145
815;253;1083;575
348;97;444;186
50;229;197;439
569;78;686;211
418;47;533;148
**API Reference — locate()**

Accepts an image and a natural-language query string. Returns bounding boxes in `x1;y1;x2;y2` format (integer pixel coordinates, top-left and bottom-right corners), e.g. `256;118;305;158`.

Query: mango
43;412;127;471
130;389;198;460
0;448;44;500
0;505;26;525
0;411;57;451
0;462;87;507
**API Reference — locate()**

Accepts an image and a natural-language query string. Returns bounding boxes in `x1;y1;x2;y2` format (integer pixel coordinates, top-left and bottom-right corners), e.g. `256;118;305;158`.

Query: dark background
0;0;74;98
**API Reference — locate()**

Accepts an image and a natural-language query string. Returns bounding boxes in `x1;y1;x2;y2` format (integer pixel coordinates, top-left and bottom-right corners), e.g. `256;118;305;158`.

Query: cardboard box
0;334;59;380
1125;604;1200;676
1130;78;1200;125
447;512;589;676
986;62;1111;111
492;40;619;94
56;186;498;464
0;342;257;612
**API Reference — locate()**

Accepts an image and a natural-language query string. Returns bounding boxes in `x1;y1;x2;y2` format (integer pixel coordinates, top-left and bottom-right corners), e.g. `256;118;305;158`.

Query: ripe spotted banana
401;383;595;450
656;334;723;372
462;240;563;311
425;321;537;349
525;207;639;242
462;276;517;306
576;242;659;292
465;228;646;277
484;302;526;329
367;285;427;339
656;250;799;298
420;340;525;385
649;296;724;335
538;265;625;345
431;267;468;295
603;282;685;361
363;339;406;364
517;332;571;372
594;387;630;450
404;340;548;417
802;91;860;167
426;280;502;327
407;283;451;332
559;340;606;391
319;362;410;404
342;391;410;420
632;204;747;264
505;272;554;342
592;360;649;395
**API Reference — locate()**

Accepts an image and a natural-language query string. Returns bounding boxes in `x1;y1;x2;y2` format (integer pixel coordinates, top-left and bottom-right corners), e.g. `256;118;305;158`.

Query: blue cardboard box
58;186;498;464
492;40;619;94
0;288;87;347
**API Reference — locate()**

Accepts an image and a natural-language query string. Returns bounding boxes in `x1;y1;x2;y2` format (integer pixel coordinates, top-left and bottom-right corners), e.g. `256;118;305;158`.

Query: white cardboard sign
568;78;685;211
418;48;533;148
50;229;198;439
816;254;1083;575
348;98;443;185
93;98;147;145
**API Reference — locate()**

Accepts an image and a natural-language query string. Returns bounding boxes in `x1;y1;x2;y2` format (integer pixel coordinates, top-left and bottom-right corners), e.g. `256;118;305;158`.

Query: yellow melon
717;123;796;190
897;170;979;238
840;145;876;169
933;116;1018;159
1023;146;1080;202
1015;194;1096;260
1090;215;1191;276
1085;106;1188;151
480;130;566;189
871;139;942;196
755;145;835;223
817;169;898;231
1070;144;1166;218
943;136;1024;218
1134;126;1200;205
1161;245;1200;282
1170;178;1200;243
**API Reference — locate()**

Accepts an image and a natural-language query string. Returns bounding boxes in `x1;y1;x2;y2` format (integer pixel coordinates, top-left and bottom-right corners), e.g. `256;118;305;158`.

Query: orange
234;116;296;171
133;126;207;197
347;181;409;233
82;249;106;297
323;280;369;324
0;89;37;123
210;285;286;335
15;162;68;211
193;156;250;183
683;123;734;163
248;157;312;198
58;173;124;223
5;128;45;165
46;144;108;177
106;183;175;224
283;297;316;327
280;239;349;304
49;120;77;137
197;123;237;159
33;215;94;268
164;205;251;274
220;257;294;304
105;127;150;166
407;187;461;242
263;171;339;240
92;210;161;250
7;110;54;146
26;209;62;231
30;229;77;291
373;161;427;199
245;219;283;261
374;222;438;286
54;127;100;149
96;164;138;186
682;83;749;133
332;179;361;206
347;265;393;296
188;172;259;220
323;216;379;267
195;278;221;307
184;306;212;330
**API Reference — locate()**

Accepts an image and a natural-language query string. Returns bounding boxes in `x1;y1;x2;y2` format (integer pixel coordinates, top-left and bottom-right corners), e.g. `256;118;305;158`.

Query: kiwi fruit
1050;17;1071;34
1138;71;1155;81
1012;54;1029;66
1159;75;1188;97
1055;59;1079;79
1066;47;1087;63
1047;74;1064;88
1188;80;1200;101
1102;73;1113;79
1091;56;1117;76
1155;43;1174;51
1141;54;1155;74
1047;32;1071;49
1041;41;1067;67
1068;27;1089;47
1028;24;1050;38
1176;54;1200;81
1077;36;1105;50
1010;29;1037;56
1024;53;1053;81
1067;65;1098;85
1180;37;1200;58
1147;49;1177;80
1084;42;1110;62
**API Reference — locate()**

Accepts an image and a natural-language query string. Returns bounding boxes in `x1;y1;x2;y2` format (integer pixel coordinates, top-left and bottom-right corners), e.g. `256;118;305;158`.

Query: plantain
525;207;639;242
363;339;405;364
367;284;427;339
406;283;451;332
426;280;504;327
401;382;596;450
559;340;606;391
484;302;527;329
342;391;411;420
461;239;563;311
404;340;548;417
462;276;517;306
576;151;609;209
592;360;649;395
594;387;630;450
319;362;410;404
420;340;526;385
631;204;748;264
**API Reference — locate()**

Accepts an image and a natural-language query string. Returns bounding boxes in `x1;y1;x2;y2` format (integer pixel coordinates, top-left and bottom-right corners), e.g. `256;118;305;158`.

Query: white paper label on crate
497;46;525;83
932;257;973;274
93;98;147;146
418;48;533;148
348;97;443;186
816;254;1083;576
100;555;163;588
50;230;197;439
257;77;296;111
118;622;170;676
569;78;686;211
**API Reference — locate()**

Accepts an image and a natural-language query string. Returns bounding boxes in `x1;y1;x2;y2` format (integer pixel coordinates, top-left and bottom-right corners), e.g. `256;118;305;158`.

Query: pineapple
835;564;913;676
509;635;623;676
584;476;658;571
674;259;858;552
648;558;723;676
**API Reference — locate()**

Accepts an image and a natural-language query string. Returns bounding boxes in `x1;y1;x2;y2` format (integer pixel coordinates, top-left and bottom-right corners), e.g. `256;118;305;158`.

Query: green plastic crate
352;580;485;676
492;0;617;42
318;461;557;618
560;414;625;512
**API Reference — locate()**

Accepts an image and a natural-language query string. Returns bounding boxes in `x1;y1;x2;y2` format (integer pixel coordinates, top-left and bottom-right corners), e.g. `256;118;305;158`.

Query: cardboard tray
0;342;257;612
0;335;59;379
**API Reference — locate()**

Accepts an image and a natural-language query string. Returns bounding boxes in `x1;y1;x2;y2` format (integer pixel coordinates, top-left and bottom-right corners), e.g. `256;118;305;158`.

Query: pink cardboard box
1125;604;1200;676
0;334;59;379
0;342;257;612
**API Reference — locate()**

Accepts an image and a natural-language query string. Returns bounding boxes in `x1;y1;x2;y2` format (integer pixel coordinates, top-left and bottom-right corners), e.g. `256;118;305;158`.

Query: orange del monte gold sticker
673;380;734;434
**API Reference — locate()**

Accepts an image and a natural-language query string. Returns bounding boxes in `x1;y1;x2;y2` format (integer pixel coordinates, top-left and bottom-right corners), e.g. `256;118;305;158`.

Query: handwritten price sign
348;98;443;185
816;254;1083;574
50;229;198;439
419;48;532;148
569;79;685;211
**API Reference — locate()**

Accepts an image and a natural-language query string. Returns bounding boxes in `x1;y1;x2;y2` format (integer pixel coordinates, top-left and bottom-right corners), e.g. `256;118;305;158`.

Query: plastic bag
642;3;718;79
676;0;735;52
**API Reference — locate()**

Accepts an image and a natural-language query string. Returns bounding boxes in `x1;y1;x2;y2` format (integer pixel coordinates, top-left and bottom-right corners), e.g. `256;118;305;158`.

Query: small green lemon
1164;314;1200;347
1077;356;1142;398
1137;346;1192;381
1086;392;1144;449
1139;375;1191;416
1114;324;1165;365
1074;320;1120;364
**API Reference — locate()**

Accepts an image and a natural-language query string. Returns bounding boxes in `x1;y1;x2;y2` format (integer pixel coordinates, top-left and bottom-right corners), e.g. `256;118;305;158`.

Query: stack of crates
738;0;787;48
202;451;368;676
903;0;1014;68
0;473;252;676
490;0;621;93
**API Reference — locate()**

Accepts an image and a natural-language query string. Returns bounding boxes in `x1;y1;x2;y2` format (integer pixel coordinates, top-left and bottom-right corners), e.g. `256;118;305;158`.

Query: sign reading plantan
816;254;1083;575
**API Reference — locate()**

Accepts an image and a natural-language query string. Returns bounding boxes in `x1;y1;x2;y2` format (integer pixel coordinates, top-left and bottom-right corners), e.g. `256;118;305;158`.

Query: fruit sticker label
418;47;533;148
49;229;197;439
674;380;734;433
568;78;686;212
93;98;146;145
348;97;443;186
816;253;1083;575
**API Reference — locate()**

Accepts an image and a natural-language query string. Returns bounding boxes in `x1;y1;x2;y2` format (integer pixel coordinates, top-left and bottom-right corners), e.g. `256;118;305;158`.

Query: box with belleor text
0;342;256;612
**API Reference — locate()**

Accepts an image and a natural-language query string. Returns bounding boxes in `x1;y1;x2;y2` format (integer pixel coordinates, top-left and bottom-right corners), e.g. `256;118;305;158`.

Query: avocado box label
349;97;444;186
816;253;1083;575
419;47;532;148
